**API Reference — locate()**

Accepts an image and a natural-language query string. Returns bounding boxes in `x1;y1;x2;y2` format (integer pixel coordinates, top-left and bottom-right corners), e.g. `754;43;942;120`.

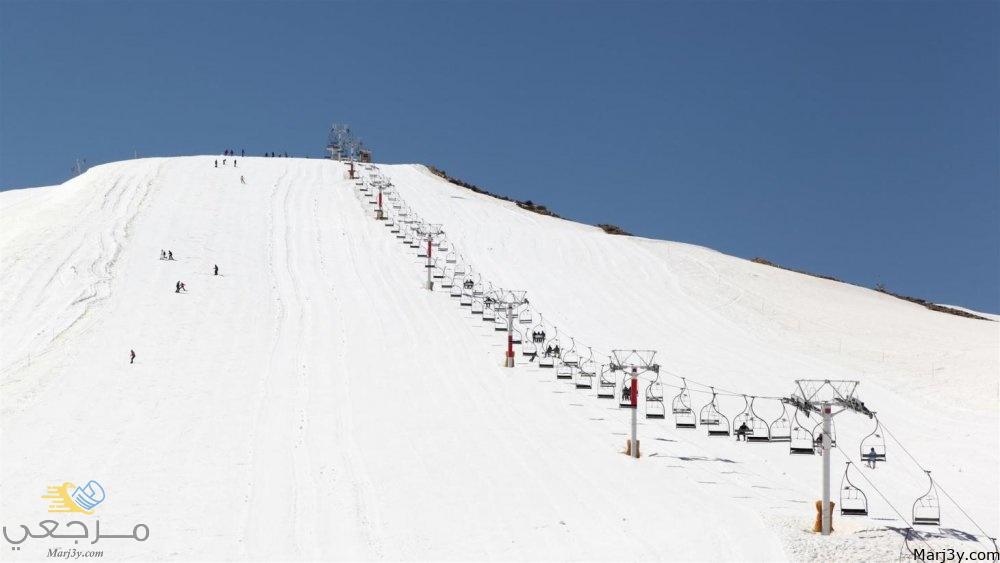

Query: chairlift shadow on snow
666;455;738;464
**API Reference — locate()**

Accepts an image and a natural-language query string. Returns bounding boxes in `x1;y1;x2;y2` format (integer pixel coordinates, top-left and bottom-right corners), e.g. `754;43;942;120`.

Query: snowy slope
1;157;997;561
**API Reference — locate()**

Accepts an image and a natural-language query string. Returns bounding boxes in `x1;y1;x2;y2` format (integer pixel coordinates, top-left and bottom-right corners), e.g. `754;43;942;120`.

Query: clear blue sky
1;1;997;312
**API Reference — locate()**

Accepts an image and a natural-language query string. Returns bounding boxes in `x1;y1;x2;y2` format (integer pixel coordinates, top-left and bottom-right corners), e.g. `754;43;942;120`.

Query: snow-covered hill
1;157;996;561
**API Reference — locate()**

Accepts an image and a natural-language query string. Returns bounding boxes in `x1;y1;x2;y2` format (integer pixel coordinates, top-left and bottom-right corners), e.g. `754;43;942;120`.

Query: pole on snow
376;186;384;221
782;380;873;538
425;237;434;290
630;366;639;458
821;402;832;535
505;302;515;367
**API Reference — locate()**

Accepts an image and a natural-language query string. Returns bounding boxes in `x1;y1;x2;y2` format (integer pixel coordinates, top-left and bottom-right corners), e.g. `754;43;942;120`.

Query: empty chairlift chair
672;379;697;429
471;298;484;316
597;364;616;398
701;389;731;436
645;377;666;419
574;348;597;390
912;471;941;526
769;402;792;443
745;397;772;443
561;339;580;367
840;462;869;516
789;411;816;455
860;415;887;466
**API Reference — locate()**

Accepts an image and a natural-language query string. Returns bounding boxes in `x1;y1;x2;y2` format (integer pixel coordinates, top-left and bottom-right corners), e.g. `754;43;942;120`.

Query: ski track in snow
0;156;996;561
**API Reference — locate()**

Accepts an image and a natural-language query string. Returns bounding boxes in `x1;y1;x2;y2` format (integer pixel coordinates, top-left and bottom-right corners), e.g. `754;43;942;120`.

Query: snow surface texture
1;157;997;561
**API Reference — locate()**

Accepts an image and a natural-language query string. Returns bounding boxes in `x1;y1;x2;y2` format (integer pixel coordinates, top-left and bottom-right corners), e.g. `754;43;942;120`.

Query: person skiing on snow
175;281;181;293
213;264;219;276
241;149;244;157
180;282;187;292
160;249;166;260
130;349;136;364
215;160;218;168
234;159;237;167
240;175;245;184
168;250;174;260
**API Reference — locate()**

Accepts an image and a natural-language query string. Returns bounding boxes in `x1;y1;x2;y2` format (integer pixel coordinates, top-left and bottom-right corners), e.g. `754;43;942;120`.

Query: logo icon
42;480;106;514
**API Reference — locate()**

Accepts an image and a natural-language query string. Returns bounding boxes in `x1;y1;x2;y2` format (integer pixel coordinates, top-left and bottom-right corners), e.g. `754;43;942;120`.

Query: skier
241;149;244;157
735;422;750;441
234;159;237;167
168;250;174;260
180;281;187;292
213;264;219;276
175;281;181;293
215;160;218;168
621;382;631;404
130;349;136;364
160;249;166;260
223;158;226;165
240;175;245;184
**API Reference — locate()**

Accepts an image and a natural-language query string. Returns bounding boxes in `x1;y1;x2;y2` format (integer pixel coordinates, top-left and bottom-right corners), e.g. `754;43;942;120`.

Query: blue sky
1;1;997;312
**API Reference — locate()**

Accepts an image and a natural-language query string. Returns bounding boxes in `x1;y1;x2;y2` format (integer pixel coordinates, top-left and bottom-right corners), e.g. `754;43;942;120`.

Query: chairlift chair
597;364;616;398
673;379;697;428
510;327;523;344
483;301;497;322
703;392;731;436
471;299;484;315
745;397;772;443
556;361;575;380
860;415;887;465
539;333;560;368
645;378;666;419
619;373;636;409
519;307;533;325
769;401;792;443
575;354;596;389
812;419;837;448
562;339;580;367
912;471;941;526
789;410;816;455
840;462;869;516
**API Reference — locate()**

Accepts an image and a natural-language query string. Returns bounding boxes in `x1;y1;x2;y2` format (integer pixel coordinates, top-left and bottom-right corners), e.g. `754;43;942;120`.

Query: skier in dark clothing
130;349;136;364
160;249;166;260
175;281;181;293
213;264;219;276
241;149;244;157
168;250;174;260
240;175;245;184
180;282;187;292
215;160;218;168
234;159;237;167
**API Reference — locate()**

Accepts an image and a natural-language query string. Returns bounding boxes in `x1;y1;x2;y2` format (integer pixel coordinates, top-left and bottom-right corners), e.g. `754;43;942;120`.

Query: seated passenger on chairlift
735;422;750;441
621;382;631;403
864;447;879;469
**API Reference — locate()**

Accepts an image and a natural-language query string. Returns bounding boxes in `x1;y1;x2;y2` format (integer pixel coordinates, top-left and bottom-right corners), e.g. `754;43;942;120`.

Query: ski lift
619;372;636;409
445;251;457;264
509;326;522;342
860;415;887;466
840;462;869;516
673;379;697;429
702;389;731;436
912;470;941;526
436;238;450;252
519;307;533;325
769;401;792;443
645;376;666;419
483;300;497;322
471;299;484;315
441;268;455;288
562;338;579;367
556;360;575;380
745;397;771;443
812;418;837;448
597;364;616;398
789;410;816;455
460;291;473;307
522;337;538;358
539;334;560;369
454;260;466;276
449;277;463;297
575;349;596;389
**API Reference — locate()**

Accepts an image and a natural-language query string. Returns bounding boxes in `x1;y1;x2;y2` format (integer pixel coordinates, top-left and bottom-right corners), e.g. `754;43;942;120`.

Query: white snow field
1;156;997;561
